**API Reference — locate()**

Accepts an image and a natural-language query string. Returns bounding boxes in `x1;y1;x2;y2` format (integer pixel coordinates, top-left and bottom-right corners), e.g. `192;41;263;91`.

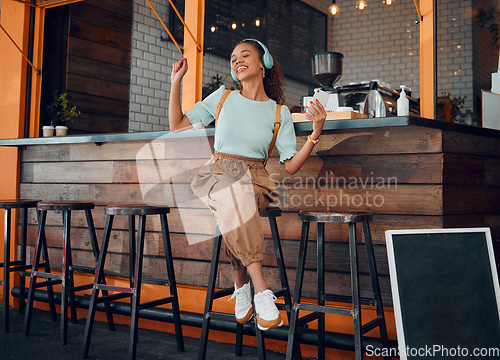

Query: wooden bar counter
1;116;500;307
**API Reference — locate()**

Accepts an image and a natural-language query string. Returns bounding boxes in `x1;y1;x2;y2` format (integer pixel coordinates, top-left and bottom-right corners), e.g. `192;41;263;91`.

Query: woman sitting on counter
168;39;326;330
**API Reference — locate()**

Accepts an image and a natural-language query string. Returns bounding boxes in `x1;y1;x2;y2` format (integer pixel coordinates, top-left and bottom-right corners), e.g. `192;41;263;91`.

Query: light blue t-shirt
185;86;297;164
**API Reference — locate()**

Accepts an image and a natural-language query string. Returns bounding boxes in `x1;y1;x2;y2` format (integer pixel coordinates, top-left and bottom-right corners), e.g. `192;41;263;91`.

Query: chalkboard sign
385;228;500;360
170;0;327;85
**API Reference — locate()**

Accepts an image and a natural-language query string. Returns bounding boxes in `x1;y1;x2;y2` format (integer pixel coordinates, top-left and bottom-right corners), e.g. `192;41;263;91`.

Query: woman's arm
168;58;193;132
283;100;326;175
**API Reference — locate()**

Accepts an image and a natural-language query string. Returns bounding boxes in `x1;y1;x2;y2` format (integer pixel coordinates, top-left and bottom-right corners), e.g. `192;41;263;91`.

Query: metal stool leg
235;322;244;356
129;215;146;360
82;214;114;358
198;232;222;360
159;213;184;352
268;216;292;313
84;209;115;331
348;222;362;360
60;210;75;344
37;210;57;322
3;208;11;332
19;207;29;316
286;221;310;360
24;210;48;336
255;317;266;360
128;215;135;289
317;222;326;360
362;221;390;360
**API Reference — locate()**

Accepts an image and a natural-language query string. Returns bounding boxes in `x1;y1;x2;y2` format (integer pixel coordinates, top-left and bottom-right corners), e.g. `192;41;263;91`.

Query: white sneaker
229;282;253;324
253;290;283;331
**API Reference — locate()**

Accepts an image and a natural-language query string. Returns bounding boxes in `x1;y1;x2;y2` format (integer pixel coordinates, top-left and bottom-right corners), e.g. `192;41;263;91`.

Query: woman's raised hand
171;58;188;83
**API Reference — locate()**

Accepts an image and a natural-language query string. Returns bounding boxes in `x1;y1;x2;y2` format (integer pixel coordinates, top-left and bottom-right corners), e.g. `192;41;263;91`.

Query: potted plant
47;91;80;136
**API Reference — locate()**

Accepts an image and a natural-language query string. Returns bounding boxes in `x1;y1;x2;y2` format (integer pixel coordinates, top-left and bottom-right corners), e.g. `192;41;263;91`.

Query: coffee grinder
310;52;344;111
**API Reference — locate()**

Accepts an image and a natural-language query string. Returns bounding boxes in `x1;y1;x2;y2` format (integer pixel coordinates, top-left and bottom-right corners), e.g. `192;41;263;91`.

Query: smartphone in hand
312;89;329;108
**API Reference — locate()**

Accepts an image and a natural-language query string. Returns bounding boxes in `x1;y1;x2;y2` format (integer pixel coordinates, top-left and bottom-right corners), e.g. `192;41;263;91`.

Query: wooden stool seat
36;201;95;211
0;199;39;209
24;200;115;344
105;204;170;216
286;210;389;360
82;204;184;360
298;211;372;223
0;199;39;332
198;207;299;360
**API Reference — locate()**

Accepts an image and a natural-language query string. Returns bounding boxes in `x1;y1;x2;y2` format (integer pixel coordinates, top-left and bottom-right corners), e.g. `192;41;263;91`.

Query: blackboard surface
386;228;500;360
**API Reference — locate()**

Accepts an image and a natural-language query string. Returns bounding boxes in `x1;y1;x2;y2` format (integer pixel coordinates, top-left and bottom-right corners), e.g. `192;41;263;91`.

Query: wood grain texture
17;126;500;306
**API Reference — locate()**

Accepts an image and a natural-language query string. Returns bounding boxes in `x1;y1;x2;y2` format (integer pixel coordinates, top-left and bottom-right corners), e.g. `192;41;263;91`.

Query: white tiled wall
330;0;421;96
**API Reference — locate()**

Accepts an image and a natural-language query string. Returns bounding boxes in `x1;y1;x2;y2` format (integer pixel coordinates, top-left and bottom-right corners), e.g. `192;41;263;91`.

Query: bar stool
24;201;115;344
0;200;40;332
286;211;390;360
82;204;184;360
198;206;298;360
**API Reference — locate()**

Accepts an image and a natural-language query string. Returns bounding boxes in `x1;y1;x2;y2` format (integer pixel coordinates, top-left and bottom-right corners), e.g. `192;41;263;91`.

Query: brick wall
129;0;174;132
129;0;497;131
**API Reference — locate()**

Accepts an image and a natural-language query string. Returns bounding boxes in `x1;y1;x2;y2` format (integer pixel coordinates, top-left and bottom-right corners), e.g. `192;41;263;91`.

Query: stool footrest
206;311;237;323
297;311;321;327
139;296;174;310
8;264;31;272
69;265;96;274
0;260;24;268
361;316;385;335
71;283;94;292
213;287;233;299
276;303;290;313
142;277;170;286
324;293;376;306
296;303;352;316
33;279;62;288
96;292;132;303
32;271;62;281
95;284;134;294
21;263;46;277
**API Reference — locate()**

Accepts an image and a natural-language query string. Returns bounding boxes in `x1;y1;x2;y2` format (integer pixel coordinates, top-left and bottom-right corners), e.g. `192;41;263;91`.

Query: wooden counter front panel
18;126;500;305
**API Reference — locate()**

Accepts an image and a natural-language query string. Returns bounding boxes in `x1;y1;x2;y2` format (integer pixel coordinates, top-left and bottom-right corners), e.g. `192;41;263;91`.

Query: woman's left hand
305;99;327;135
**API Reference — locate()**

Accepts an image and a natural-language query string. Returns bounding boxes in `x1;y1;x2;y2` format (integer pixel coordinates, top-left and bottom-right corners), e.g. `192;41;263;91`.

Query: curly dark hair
237;39;286;105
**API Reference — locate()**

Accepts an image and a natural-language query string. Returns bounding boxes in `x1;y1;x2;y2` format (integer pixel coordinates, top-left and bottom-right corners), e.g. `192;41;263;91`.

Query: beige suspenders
214;89;281;164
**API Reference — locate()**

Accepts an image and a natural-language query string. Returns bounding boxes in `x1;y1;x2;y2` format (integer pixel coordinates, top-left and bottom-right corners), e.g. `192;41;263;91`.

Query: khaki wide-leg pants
191;152;278;269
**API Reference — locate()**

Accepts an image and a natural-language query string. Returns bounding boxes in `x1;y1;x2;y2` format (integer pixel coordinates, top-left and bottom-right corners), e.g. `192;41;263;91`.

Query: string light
356;0;368;11
254;18;261;27
383;0;394;6
328;1;340;16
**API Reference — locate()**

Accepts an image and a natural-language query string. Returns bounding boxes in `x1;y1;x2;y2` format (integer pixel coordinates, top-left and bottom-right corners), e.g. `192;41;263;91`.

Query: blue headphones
230;39;273;82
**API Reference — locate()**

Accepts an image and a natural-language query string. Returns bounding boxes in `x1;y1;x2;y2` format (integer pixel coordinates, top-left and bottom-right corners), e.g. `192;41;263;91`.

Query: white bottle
397;85;409;116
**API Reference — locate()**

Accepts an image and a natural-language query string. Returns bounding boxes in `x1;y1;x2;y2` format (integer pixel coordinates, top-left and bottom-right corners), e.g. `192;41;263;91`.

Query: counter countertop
1;116;499;146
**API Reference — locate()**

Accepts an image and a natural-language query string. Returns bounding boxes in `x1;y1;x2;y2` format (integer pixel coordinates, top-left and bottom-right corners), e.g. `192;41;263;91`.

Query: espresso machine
301;52;344;112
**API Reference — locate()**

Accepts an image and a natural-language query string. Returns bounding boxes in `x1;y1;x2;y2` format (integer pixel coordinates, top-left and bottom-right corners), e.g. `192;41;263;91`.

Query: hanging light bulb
356;0;368;11
328;1;340;16
383;0;394;6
